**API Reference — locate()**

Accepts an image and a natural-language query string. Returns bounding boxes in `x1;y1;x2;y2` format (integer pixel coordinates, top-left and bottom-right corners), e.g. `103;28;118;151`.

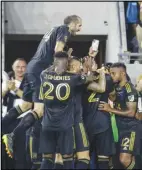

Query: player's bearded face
110;68;121;83
71;20;82;35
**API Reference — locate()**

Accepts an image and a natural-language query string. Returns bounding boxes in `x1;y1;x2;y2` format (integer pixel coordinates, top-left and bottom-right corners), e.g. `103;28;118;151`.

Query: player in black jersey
67;57;91;169
38;52;95;169
99;62;141;169
135;75;142;168
82;59;116;169
2;15;82;161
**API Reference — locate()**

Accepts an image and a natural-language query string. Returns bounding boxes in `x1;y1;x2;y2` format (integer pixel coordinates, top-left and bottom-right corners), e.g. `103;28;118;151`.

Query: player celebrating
99;63;141;169
38;51;95;169
82;59;116;169
2;15;82;165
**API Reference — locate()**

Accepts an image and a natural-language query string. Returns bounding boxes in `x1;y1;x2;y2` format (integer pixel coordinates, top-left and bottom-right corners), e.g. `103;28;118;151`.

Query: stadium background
2;2;142;83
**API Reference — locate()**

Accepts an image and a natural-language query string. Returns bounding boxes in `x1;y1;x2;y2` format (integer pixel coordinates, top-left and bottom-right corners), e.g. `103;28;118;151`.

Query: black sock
63;157;73;169
54;162;64;169
75;159;90;169
109;157;114;169
32;162;41;169
97;157;109;169
13;112;36;137
2;106;23;134
40;158;54;169
14;161;26;169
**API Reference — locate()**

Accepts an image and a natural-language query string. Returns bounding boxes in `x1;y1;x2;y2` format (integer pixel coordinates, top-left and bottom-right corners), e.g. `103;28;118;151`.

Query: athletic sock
97;157;109;169
54;162;64;169
40;158;54;169
126;159;140;170
2;106;23;134
109;157;114;169
63;157;74;169
75;159;90;169
32;162;41;169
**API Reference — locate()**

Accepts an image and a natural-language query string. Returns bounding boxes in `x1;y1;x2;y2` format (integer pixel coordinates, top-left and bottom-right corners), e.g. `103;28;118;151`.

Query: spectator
2;58;27;169
2;58;27;111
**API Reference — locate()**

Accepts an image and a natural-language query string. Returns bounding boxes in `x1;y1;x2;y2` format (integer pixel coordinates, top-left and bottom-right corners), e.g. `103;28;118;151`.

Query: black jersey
114;82;139;130
39;70;86;131
83;74;114;134
26;25;71;73
74;86;84;124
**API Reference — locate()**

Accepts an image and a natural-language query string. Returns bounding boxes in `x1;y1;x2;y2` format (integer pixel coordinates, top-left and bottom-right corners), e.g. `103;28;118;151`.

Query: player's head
103;62;113;73
54;51;69;74
110;62;127;83
12;58;27;78
136;75;142;92
68;57;82;73
64;15;82;35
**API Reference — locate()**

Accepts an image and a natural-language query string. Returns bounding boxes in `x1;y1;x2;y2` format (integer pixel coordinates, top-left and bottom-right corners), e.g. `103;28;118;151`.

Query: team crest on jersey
128;95;134;102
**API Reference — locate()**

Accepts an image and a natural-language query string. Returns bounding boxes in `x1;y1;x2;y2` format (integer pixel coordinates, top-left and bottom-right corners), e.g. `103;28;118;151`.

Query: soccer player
135;75;142;168
2;15;82;161
99;62;141;169
38;51;95;169
68;57;90;169
83;59;116;169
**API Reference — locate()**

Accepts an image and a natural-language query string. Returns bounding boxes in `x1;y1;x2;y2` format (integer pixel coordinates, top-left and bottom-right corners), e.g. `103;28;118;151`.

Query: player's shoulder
124;81;137;94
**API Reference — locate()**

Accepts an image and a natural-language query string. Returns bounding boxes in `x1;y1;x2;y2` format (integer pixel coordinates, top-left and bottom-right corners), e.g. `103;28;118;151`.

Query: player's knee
76;151;90;160
62;154;73;159
19;100;32;112
119;153;132;167
55;153;63;163
33;103;44;118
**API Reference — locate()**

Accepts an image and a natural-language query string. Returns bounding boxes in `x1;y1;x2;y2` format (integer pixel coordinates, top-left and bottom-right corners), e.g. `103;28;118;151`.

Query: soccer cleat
2;133;14;158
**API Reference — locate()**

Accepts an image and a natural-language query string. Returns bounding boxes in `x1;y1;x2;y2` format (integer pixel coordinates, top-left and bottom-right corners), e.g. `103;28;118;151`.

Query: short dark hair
64;15;81;25
71;56;80;61
111;62;126;71
54;51;68;59
13;58;27;65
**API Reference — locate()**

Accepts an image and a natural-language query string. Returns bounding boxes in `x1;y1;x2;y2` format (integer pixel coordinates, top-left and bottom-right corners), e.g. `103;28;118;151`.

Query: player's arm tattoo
55;41;65;52
99;101;137;118
87;71;106;93
109;90;116;102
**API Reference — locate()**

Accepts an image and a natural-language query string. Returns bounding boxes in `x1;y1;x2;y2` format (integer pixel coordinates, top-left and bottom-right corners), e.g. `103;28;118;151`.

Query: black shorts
74;121;89;152
39;126;74;155
21;73;43;103
118;129;140;155
90;127;116;156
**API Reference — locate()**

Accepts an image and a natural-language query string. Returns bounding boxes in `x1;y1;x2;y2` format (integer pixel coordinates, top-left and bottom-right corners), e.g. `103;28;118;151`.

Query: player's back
26;25;71;73
40;70;86;131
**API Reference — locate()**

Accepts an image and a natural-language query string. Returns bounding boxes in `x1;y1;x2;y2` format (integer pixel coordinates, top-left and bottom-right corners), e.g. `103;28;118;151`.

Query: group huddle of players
2;15;142;169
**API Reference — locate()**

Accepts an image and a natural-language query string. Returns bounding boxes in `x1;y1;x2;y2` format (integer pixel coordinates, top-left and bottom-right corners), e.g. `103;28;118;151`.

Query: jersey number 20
43;82;70;101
